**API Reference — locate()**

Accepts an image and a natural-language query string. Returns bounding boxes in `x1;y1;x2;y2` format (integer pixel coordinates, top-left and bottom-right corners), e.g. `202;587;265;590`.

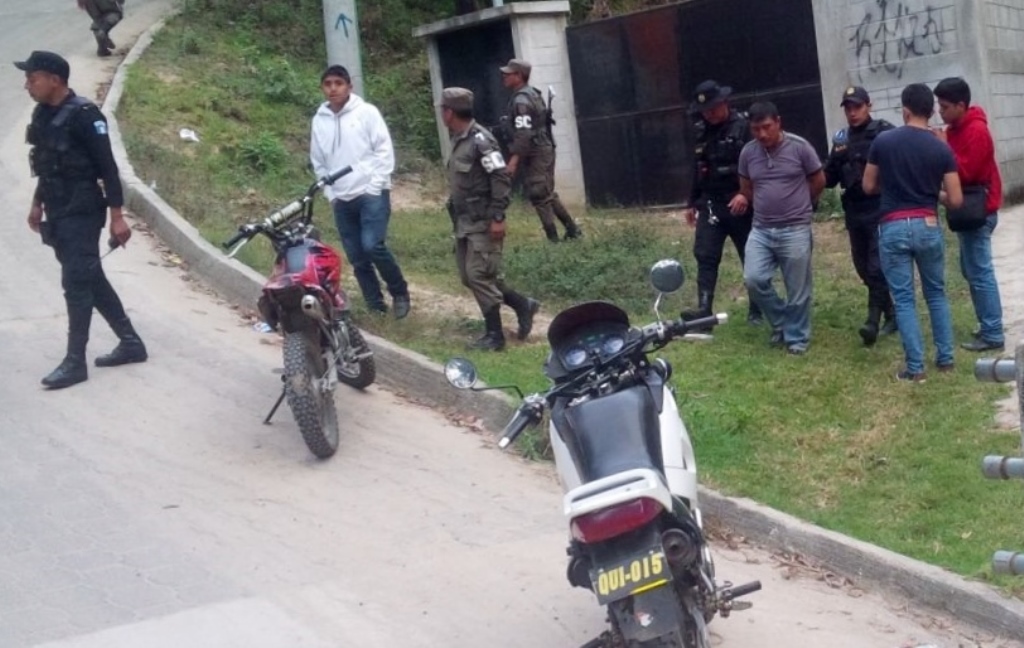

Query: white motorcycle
445;260;760;648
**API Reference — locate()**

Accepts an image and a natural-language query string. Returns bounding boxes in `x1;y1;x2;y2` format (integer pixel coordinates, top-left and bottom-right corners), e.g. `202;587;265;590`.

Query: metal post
322;0;364;96
974;345;1024;576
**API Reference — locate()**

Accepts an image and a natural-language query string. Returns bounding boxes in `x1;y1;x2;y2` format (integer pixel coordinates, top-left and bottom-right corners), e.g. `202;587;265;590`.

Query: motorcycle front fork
263;319;344;425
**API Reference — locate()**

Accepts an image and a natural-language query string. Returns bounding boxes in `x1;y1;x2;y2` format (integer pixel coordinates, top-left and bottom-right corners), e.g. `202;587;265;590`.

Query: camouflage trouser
521;144;574;230
82;0;124;37
456;233;505;313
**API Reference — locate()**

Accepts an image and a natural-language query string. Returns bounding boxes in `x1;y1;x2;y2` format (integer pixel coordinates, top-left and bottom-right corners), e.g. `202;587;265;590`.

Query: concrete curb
104;17;1024;644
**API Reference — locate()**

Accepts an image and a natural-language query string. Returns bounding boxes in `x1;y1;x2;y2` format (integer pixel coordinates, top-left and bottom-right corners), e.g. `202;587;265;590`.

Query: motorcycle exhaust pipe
662;528;699;566
301;294;326;321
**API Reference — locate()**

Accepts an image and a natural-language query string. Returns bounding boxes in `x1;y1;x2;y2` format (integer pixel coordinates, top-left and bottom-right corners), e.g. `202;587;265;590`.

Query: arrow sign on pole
322;0;364;95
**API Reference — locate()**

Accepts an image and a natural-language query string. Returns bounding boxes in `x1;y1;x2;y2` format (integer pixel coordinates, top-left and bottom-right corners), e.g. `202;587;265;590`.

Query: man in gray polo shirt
738;101;824;354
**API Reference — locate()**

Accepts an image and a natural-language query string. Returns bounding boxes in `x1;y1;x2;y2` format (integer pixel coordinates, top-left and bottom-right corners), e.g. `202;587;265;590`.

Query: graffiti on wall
849;0;946;80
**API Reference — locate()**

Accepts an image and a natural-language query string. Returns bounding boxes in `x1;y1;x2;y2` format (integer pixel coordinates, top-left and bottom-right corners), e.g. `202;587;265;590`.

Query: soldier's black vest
832;118;893;220
27;95;99;184
513;86;552;145
693;111;747;200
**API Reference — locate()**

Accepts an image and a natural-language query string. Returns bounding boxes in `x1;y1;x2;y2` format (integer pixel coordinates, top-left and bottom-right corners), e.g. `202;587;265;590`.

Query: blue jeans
878;218;954;374
332;190;408;310
744;224;813;351
957;213;1004;344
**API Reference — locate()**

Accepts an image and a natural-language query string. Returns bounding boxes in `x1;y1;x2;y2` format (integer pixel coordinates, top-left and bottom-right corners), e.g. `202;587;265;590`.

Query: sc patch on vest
514;115;532;129
93;120;108;136
481;150;507;173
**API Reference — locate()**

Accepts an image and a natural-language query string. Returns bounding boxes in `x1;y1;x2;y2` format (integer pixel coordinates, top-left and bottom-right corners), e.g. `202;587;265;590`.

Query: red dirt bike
222;167;375;459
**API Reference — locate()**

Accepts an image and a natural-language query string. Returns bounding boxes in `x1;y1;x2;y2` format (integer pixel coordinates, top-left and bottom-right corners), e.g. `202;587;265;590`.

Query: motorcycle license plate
590;549;671;605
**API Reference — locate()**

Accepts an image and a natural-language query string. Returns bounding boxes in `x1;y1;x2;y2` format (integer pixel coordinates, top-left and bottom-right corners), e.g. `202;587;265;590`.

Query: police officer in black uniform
17;51;147;389
824;86;896;346
682;80;762;326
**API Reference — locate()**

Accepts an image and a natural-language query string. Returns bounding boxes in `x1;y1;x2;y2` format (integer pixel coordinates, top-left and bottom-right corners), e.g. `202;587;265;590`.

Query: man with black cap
440;87;539;351
17;50;146;389
824;85;896;346
499;58;582;242
682;80;761;327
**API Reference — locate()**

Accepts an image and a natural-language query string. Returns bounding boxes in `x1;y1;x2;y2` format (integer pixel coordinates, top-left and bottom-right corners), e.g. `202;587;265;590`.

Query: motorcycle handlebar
723;580;762;601
222;227;251;250
497;404;538;449
322;165;353;187
671;312;728;336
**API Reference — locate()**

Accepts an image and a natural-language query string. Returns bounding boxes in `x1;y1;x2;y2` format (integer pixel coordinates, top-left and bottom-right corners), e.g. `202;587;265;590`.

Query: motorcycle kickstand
264;377;287;425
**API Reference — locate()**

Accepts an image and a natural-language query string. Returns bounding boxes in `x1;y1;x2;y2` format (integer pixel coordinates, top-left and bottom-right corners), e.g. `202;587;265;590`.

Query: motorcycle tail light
570;498;664;544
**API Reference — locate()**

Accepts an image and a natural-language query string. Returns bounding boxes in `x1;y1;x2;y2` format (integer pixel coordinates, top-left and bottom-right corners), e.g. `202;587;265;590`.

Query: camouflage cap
439;87;474;112
499;58;531;77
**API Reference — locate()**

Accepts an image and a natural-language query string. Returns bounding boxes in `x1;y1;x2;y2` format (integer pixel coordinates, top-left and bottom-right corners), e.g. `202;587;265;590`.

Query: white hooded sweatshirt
309;94;394;202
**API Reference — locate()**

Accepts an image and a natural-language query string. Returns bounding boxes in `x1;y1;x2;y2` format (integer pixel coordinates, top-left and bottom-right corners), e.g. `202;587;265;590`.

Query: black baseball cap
840;86;870;106
14;51;70;82
690;80;732;114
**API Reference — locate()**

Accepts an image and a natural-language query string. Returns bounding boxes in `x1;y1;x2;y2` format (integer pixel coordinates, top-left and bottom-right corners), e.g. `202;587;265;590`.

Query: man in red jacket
934;78;1005;352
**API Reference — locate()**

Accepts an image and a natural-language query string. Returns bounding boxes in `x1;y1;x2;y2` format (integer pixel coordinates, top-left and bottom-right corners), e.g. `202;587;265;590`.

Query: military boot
859;306;882;347
95;317;148;367
42;354;88;389
504;291;541;341
880;303;898;336
542;223;560;243
681;290;714;333
469;306;506;351
94;30;112;57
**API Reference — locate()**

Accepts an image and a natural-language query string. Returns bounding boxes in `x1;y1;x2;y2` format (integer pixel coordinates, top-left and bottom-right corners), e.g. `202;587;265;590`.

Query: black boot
543;223;560;243
681;290;714;333
504;292;540;341
880;303;898;336
469;306;506;351
95;318;148;367
42;354;88;389
747;301;764;326
859;306;882;347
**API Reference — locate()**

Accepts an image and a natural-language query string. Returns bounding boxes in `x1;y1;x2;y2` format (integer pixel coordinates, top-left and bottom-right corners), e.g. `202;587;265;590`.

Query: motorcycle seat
556;386;663;482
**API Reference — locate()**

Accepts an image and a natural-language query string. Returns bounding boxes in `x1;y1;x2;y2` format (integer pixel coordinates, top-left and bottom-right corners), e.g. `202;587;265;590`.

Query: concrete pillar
322;0;364;96
414;1;586;209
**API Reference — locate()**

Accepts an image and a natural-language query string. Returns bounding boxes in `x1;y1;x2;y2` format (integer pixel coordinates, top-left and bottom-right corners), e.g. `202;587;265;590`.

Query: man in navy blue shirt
862;84;963;383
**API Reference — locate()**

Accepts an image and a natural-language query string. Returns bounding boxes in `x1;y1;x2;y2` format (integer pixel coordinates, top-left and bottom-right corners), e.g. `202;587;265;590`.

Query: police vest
27;95;99;182
511;86;551;144
693;111;748;198
831;118;893;215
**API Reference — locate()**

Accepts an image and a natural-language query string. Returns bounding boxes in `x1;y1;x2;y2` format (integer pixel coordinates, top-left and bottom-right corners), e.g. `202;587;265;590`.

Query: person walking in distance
440;87;540;352
861;83;963;382
682;80;762;327
738;102;825;355
499;58;582;242
17;51;147;389
823;86;897;346
310;65;411;319
77;0;123;57
933;77;1005;353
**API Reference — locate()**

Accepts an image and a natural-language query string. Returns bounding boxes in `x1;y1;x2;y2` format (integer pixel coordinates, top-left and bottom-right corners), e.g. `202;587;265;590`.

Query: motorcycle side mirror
650;259;685;294
444;357;479;389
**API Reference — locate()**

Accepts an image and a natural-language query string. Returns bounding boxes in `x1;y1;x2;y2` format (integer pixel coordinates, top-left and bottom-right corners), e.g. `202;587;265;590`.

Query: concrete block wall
816;0;1024;200
984;0;1024;199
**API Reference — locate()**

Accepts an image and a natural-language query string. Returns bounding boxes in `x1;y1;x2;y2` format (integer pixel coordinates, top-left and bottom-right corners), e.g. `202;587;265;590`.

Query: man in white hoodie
310;65;410;319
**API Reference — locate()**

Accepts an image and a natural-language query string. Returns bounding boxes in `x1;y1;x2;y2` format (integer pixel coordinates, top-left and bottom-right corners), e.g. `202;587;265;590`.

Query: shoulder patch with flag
93;120;108;135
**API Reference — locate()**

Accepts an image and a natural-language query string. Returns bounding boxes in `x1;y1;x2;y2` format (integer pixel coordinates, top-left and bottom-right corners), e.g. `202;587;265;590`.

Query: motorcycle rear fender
609;580;685;643
563;468;673;522
660;391;700;506
262;284;324;334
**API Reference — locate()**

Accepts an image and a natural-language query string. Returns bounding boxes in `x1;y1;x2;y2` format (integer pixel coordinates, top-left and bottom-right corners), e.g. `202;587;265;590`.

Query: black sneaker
393;295;411;320
960;339;1004;352
895;370;926;383
769;329;785;348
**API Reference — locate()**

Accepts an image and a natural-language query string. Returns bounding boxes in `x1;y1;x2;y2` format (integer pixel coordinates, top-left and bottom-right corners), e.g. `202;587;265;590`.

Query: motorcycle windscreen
558;385;663;483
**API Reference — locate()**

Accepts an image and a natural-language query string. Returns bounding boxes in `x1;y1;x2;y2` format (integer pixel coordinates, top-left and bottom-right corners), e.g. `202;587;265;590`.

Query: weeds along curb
104;18;1024;644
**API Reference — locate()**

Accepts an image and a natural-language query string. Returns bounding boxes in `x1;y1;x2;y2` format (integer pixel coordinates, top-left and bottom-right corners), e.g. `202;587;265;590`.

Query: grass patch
117;0;1023;596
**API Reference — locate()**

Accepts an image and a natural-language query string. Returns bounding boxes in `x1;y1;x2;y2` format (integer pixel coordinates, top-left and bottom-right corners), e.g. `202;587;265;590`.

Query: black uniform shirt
31;90;124;209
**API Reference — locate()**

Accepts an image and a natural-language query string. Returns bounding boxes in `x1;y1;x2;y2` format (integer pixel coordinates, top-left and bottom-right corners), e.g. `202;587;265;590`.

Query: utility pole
322;0;364;96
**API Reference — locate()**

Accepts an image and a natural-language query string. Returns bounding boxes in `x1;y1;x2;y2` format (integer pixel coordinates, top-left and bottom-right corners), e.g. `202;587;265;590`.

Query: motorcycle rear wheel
283;331;340;459
336;320;376;390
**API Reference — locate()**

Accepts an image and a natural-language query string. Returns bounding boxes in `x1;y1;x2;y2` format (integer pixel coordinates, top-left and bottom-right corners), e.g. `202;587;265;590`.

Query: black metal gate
436;21;515;132
567;0;826;208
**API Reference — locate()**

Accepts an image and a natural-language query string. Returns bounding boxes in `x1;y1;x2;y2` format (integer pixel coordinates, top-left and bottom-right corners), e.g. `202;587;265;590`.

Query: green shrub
233;132;288;174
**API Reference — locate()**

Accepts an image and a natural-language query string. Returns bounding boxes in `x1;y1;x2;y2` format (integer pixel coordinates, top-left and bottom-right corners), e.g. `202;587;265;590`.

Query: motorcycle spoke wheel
335;321;376;390
283;331;340;459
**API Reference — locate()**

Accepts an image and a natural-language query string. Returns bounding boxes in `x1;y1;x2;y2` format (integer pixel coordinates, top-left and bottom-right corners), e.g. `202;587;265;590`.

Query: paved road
0;3;1017;647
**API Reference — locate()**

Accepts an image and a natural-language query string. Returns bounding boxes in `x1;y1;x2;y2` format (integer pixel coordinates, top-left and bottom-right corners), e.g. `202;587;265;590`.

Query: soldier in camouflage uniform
682;80;762;327
499;59;582;243
440;87;540;352
77;0;124;57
